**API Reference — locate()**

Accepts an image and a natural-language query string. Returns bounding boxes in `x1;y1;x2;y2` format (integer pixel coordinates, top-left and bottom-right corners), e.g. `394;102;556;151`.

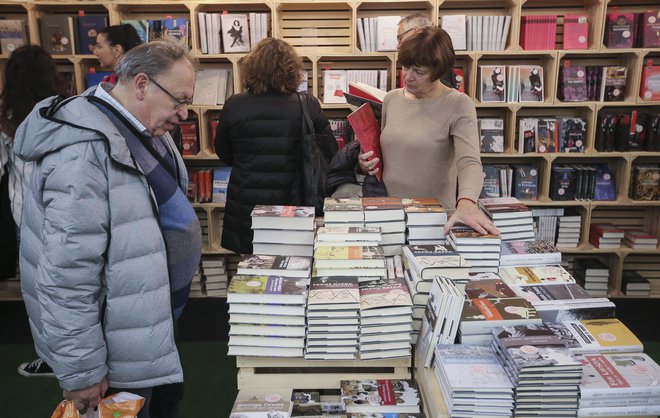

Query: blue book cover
161;18;189;47
593;165;616;201
86;70;112;88
212;166;231;203
75;15;107;54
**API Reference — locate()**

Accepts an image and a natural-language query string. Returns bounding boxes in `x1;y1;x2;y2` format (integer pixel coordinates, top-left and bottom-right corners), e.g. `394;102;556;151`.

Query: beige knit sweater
380;88;483;210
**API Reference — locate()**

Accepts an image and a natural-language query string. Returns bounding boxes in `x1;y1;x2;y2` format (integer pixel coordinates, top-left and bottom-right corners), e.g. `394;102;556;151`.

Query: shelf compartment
515;105;594;154
622;253;660;298
477;106;514;152
318;54;393;105
549;155;626;202
356;1;433;53
198;108;221;158
275;2;352;55
520;0;602;51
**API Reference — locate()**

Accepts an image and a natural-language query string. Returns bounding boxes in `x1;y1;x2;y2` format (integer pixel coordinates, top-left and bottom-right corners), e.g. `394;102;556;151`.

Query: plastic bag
51;392;144;418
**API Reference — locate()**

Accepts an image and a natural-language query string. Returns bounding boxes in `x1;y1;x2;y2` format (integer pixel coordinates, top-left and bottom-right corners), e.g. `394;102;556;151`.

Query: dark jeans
107;383;184;418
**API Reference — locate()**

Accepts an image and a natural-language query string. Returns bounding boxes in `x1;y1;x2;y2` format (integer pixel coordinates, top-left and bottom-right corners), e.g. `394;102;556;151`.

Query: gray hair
398;13;433;31
114;38;198;82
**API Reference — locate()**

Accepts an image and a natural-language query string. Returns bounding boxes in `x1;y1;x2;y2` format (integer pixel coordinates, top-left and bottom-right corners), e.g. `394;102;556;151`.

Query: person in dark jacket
215;38;337;254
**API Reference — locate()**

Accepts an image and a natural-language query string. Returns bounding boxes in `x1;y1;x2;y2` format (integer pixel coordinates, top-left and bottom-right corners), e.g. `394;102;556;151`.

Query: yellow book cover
581;318;643;351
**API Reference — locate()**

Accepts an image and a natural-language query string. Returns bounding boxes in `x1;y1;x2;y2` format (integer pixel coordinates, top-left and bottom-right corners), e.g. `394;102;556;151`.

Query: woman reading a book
215;38;337;254
359;26;498;235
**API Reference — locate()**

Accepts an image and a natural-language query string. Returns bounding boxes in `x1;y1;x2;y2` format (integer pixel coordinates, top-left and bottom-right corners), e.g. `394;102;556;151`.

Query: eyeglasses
148;76;193;108
397;27;415;43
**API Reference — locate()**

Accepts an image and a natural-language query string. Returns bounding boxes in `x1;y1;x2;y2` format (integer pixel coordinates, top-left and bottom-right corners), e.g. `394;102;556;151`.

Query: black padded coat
215;91;337;254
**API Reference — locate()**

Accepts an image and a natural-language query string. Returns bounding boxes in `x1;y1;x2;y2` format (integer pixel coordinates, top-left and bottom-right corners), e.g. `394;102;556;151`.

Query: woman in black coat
215;38;337;254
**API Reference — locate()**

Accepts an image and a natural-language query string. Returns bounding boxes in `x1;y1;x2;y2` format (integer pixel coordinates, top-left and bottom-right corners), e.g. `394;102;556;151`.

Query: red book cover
187;170;198;202
563;14;589;49
638;11;660;48
640;63;660;101
202;169;212;203
453;68;465;93
346;103;383;182
209;119;219;154
180;120;199;156
590;223;625;238
347;81;385;104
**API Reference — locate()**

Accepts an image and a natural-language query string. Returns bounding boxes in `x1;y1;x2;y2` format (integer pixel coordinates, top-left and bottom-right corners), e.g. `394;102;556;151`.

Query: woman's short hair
398;26;455;81
241;38;303;95
100;24;142;53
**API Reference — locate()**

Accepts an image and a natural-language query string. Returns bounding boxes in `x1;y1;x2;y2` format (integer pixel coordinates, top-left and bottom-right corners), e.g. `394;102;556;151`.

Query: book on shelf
441;14;467;51
549;165;577;201
340;379;421;414
323;70;347;104
250;205;315;231
511;164;539;201
179;119;198;156
40;15;75;55
604;12;636;48
0;20;27;54
74;15;107;55
121;19;148;44
640;62;660;101
211;166;231;204
220;13;250;52
479;65;506;102
558;117;586;152
229;388;293;418
375;15;400;52
563;14;589;49
600;66;627;102
637;11;660;48
346;103;382;182
227;275;307;304
236;254;311;278
478;118;504;153
629;164;660;201
518;65;544;102
536;118;557;153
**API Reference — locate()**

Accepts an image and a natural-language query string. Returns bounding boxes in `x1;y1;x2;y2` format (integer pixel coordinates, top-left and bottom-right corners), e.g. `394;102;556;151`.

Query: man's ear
134;73;149;100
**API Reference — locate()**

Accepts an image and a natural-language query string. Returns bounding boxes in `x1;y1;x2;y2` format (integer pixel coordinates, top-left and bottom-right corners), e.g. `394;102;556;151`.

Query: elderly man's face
397;25;418;49
144;58;195;137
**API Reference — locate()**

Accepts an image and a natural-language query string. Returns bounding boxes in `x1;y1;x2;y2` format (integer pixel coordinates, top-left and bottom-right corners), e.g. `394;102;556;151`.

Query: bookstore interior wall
0;0;659;300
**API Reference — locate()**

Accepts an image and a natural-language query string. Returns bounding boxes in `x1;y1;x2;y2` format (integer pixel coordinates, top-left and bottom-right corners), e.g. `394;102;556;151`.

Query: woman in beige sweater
359;26;498;235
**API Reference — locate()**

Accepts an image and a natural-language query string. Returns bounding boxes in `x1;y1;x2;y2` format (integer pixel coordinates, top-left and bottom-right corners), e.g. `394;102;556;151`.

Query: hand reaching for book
358;150;380;176
445;199;500;236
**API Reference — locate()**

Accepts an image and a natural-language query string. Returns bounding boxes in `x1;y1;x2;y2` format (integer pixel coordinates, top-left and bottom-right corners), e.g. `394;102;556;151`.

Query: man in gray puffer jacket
13;40;201;417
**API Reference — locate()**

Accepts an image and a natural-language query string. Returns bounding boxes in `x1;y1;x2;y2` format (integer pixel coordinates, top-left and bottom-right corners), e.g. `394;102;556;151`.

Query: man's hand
444;199;500;236
63;376;108;413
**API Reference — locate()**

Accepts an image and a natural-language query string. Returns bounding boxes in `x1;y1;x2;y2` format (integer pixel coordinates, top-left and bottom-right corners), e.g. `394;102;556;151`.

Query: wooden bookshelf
0;0;658;290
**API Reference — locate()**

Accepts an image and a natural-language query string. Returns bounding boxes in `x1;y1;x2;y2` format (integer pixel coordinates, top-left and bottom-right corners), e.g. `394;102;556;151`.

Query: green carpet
1;341;659;416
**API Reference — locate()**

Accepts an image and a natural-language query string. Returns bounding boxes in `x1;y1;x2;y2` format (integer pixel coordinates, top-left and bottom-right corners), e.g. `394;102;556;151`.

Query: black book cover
615;111;647;151
480;164;502;198
512;164;539;201
593;165;617;201
595;114;618;152
550;165;577;201
646;114;660;151
558;117;586;152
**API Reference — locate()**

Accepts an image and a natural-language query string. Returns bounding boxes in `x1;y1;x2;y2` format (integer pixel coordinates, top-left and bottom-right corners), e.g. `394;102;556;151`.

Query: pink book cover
563;14;589;49
638;11;660;48
605;12;636;48
640;63;660;101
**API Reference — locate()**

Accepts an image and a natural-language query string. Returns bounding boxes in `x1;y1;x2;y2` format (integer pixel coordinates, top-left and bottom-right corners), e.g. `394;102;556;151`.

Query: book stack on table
251;205;316;257
361;197;406;256
478;197;535;242
447;226;501;274
402;198;448;246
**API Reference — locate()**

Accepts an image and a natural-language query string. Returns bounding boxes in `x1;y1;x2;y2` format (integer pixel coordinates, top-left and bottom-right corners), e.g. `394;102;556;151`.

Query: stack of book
623;229;659;249
236;254;312;281
491;324;583;417
459;296;541;346
251;205;316;257
402;198;448;246
417;276;465;367
499;240;561;267
401;245;471;343
227;275;308;357
340;379;421;415
530;207;563;243
189;266;204;298
315;226;381;248
478;197;535;241
578;353;660;417
589;223;625;249
313;246;386;278
621;270;651;297
556;210;582;248
305;276;360;360
358;277;413;359
361;197;406;256
572;258;610;297
201;255;228;297
323;197;364;228
447;226;501;274
433;345;514;417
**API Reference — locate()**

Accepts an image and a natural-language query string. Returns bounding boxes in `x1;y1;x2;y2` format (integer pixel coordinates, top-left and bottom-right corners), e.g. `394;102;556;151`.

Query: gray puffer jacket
14;92;186;391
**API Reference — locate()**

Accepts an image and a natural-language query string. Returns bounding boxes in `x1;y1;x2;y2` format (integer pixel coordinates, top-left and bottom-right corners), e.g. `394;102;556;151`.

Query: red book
637;11;660;48
563;14;589;49
346;103;383;182
453;68;465;93
180;120;199;156
604;12;636;48
590;223;625;238
187;170;198;202
640;62;660;101
347;81;385;104
209;119;219;154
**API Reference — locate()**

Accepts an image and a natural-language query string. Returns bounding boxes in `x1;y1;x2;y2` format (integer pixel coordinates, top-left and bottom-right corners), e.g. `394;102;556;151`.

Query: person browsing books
358;26;499;236
214;38;337;254
93;24;142;84
14;40;201;417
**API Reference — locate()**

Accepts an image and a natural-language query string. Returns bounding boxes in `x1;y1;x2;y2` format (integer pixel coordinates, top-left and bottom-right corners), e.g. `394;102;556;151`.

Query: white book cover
216;69;230;105
248;12;256;50
210;13;221;54
483;15;492;51
357;17;367;52
475;15;482;50
494;15;505;51
416;276;453;368
220;13;250;53
499;15;512;50
198;12;207;54
466;15;473;51
369;17;378;53
579;353;660;399
323;70;347;104
434;344;514;392
441;14;466;51
363;17;373;52
192;69;220;105
260;13;269;42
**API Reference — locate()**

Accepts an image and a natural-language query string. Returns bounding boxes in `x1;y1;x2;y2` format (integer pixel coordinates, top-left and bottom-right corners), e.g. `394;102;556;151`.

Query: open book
345;81;385;118
347;103;383;182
